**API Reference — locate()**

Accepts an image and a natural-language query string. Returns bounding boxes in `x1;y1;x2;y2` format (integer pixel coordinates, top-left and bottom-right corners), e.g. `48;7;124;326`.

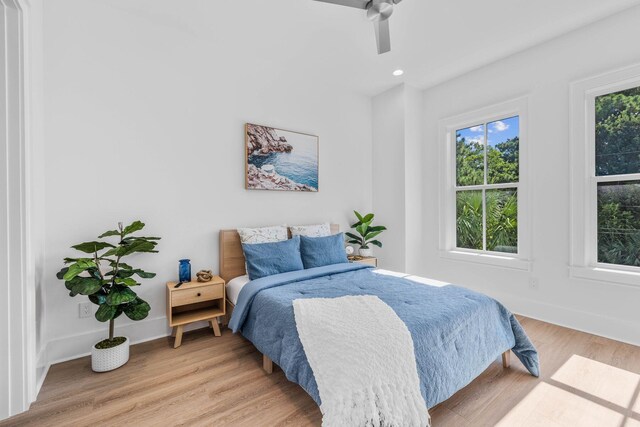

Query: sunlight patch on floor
623;417;640;427
496;382;627;427
551;354;640;408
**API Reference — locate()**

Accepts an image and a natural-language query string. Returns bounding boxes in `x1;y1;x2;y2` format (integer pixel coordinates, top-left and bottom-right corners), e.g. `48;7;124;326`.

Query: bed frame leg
263;354;273;374
502;350;511;368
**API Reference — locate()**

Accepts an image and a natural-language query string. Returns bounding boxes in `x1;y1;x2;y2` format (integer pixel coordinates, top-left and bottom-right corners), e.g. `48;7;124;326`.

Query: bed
219;226;539;410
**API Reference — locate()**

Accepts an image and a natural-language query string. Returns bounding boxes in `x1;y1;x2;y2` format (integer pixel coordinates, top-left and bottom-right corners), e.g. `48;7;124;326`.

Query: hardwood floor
4;316;640;426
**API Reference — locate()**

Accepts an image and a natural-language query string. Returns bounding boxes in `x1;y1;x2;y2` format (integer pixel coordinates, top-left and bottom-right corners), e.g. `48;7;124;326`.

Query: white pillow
237;225;288;244
290;223;331;238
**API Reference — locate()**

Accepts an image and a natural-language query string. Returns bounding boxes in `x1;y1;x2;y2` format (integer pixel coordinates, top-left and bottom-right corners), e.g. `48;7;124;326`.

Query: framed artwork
245;123;319;192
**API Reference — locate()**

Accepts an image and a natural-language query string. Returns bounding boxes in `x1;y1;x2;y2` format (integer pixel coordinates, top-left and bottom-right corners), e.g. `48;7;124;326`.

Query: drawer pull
197;293;201;297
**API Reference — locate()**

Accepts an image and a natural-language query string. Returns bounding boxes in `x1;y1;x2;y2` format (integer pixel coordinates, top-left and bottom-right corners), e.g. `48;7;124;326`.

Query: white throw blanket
293;295;430;427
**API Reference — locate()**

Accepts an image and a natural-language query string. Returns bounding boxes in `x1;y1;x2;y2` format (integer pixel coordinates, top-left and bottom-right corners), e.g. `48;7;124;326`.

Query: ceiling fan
313;0;403;55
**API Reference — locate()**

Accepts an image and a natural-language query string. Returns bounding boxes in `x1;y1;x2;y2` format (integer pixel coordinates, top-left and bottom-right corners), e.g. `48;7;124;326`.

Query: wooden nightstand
166;276;226;348
349;256;378;268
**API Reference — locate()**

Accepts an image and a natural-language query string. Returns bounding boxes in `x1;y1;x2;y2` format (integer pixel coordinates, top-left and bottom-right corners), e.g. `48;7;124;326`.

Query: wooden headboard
219;224;340;283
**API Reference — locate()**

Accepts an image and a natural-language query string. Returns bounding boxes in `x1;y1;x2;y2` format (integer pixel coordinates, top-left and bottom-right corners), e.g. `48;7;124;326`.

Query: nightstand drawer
172;284;224;307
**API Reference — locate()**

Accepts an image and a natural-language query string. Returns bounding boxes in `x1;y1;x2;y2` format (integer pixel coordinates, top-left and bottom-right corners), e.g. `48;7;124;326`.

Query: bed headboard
219;224;340;283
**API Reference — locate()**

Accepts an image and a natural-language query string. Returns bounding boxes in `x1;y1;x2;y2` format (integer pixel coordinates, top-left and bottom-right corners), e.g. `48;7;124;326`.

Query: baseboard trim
45;315;212;367
35;345;49;398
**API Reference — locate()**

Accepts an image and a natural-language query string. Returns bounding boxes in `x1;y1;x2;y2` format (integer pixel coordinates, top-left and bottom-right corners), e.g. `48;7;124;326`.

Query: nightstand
349;256;378;268
166;276;226;348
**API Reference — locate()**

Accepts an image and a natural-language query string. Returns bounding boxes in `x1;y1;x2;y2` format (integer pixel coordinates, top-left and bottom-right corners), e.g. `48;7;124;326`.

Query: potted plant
56;221;160;372
346;211;386;257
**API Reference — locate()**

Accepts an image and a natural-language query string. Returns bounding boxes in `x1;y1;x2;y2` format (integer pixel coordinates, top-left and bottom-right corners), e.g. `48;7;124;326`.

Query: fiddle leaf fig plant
56;221;160;348
345;210;386;249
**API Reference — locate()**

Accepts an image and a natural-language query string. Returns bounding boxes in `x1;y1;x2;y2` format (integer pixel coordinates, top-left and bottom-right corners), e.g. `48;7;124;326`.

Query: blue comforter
229;263;539;408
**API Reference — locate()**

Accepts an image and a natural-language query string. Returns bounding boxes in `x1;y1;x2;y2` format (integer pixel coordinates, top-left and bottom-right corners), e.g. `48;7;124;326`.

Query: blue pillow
242;235;304;280
299;233;349;269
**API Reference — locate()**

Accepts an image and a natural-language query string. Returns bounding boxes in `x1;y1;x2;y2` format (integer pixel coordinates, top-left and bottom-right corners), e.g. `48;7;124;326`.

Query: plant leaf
123;221;145;236
347;240;361;245
108;239;158;258
95;304;118;322
63;259;97;281
56;267;69;280
121;236;161;243
66;276;102;296
133;270;156;279
124;298;150;321
362;213;374;224
106;286;138;306
89;291;108;306
71;241;115;254
364;230;384;241
354;211;363;222
345;232;361;241
99;229;121;238
366;225;387;233
115;277;139;287
356;224;368;237
370;240;383;248
109;261;132;270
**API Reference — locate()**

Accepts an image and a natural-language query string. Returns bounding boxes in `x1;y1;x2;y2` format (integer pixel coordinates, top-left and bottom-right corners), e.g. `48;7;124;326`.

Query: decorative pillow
237;225;288;244
290;223;331;238
242;236;304;280
299;233;349;269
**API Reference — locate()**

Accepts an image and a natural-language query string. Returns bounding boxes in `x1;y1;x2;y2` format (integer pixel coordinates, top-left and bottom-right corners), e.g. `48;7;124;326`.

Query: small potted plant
56;221;160;372
346;211;386;257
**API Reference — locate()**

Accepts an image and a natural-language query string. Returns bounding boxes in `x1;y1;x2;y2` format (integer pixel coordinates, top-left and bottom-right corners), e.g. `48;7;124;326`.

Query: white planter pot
91;336;130;372
359;247;373;257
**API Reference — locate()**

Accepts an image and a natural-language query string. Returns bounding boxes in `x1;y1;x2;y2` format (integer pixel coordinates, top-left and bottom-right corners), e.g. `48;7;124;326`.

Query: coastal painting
245;123;319;192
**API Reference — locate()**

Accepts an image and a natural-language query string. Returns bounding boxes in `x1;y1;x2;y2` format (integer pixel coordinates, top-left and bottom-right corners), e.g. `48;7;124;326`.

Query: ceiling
111;0;640;96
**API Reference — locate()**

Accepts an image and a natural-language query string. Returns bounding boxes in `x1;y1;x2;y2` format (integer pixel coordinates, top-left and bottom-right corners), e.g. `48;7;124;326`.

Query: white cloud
470;126;483;132
466;136;485;145
492;121;509;132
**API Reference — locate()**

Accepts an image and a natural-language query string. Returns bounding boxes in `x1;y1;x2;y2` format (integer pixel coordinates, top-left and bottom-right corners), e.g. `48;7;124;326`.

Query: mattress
226;274;250;305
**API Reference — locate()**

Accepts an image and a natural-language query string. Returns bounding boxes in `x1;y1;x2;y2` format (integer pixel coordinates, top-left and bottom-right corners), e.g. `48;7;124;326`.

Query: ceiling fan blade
373;19;391;54
312;0;369;10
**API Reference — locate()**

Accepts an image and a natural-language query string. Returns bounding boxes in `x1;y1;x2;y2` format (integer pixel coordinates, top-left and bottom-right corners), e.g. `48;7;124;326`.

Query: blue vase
179;259;191;283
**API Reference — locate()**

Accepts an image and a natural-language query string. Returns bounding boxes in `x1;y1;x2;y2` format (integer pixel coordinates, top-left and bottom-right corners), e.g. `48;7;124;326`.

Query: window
595;88;640;268
439;98;529;270
455;117;520;254
570;64;640;286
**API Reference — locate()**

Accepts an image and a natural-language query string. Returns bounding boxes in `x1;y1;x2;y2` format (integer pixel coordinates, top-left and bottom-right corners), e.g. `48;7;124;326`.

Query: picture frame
245;123;319;192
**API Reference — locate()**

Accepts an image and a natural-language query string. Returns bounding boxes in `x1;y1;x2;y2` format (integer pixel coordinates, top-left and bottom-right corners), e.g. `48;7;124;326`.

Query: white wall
41;1;372;363
417;6;640;345
372;84;422;272
372;86;406;270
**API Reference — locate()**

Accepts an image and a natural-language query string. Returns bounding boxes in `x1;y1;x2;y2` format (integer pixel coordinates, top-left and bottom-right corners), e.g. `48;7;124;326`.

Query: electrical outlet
79;302;92;318
529;277;540;290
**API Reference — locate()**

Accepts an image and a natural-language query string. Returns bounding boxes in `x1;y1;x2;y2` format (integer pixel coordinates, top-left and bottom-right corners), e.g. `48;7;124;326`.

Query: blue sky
457;116;519;147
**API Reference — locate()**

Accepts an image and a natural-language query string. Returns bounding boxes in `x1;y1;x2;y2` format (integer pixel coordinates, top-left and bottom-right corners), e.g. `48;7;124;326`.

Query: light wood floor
4;316;640;426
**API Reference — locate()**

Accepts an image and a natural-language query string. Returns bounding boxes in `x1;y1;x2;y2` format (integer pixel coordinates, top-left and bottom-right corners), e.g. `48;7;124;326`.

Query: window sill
438;250;531;271
570;266;640;288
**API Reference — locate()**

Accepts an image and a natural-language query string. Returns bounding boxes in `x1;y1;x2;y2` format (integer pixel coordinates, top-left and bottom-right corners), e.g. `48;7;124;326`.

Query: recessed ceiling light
393;69;404;77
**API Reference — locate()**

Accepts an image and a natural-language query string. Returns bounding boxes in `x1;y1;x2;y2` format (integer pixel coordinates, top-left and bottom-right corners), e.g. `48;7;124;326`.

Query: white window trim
570;63;640;288
438;97;531;271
